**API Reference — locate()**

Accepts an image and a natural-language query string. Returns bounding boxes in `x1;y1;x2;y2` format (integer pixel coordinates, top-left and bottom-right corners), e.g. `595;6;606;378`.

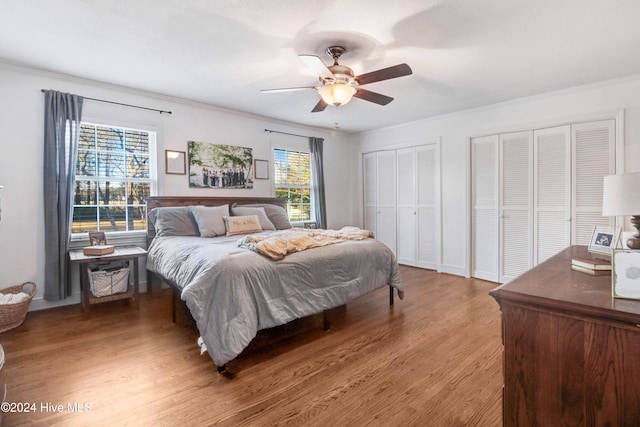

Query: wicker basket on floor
0;282;36;333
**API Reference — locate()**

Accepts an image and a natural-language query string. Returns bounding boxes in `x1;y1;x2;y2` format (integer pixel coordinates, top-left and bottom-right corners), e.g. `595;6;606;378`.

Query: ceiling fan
262;46;412;113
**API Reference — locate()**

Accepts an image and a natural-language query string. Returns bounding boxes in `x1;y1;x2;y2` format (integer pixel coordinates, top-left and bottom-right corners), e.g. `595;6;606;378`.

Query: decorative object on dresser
587;225;620;256
0;282;36;333
571;255;611;270
490;245;640;424
612;249;640;299
603;172;640;249
570;264;611;276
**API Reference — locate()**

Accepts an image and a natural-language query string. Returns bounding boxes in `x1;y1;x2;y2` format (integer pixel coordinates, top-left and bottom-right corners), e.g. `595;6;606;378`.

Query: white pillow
223;215;263;236
190;205;229;237
231;206;276;231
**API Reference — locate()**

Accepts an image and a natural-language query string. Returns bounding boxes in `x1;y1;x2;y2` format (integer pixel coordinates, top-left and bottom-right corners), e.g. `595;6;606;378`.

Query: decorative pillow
234;203;292;230
152;207;199;237
190;204;229;237
231;206;275;231
223;215;263;236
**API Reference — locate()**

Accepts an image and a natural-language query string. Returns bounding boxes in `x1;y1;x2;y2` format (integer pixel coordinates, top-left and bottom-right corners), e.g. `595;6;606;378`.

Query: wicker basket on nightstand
0;282;36;333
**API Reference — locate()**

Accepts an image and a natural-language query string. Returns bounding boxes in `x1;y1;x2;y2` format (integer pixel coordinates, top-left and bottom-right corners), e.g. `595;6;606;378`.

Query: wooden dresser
490;245;640;426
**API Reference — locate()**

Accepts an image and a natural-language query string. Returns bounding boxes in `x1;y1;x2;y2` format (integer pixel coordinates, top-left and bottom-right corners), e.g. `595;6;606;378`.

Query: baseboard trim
28;281;149;312
438;264;466;277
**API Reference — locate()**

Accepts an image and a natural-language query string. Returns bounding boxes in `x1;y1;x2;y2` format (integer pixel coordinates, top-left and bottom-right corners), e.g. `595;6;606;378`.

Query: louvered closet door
417;145;439;269
472;135;499;282
500;131;532;283
363;152;377;236
396;148;416;266
534;126;571;264
572;120;615;244
376;151;397;255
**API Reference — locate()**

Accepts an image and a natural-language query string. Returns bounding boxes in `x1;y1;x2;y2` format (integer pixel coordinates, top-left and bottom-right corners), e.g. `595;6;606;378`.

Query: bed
145;196;404;371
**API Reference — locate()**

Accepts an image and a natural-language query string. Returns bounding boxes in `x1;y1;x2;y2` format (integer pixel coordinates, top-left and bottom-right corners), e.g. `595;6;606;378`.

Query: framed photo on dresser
588;225;621;256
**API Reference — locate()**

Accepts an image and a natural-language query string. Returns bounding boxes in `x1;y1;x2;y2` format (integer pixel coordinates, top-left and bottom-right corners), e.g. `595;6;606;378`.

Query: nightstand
68;245;147;312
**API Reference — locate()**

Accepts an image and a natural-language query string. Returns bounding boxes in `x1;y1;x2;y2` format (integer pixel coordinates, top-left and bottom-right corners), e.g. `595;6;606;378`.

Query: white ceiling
2;0;640;133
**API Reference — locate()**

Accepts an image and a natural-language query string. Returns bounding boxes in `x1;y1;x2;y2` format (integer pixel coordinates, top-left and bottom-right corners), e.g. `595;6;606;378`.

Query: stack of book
571;256;611;276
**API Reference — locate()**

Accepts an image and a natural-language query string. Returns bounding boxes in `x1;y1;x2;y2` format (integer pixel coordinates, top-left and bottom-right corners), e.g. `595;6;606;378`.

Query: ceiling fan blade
299;54;334;80
354;88;394;106
261;86;316;93
356;63;412;86
311;99;328;113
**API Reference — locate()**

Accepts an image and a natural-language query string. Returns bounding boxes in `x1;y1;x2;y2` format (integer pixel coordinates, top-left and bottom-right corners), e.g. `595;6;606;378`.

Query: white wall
352;75;640;277
0;63;354;310
5;62;640;309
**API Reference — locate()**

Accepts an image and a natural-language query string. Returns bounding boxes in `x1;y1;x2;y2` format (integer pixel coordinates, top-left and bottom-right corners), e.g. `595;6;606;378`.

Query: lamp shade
602;173;640;216
318;83;356;107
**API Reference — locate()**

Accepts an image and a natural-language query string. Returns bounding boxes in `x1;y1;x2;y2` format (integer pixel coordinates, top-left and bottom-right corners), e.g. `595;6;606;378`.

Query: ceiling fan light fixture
318;83;356;107
264;46;412;113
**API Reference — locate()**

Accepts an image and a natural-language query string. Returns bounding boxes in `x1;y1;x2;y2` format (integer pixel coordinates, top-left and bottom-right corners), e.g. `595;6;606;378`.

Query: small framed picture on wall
254;159;269;180
165;150;186;175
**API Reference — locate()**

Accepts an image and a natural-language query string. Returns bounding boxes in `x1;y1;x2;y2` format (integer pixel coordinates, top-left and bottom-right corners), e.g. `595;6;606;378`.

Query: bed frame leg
217;364;227;374
323;309;330;331
389;287;394;306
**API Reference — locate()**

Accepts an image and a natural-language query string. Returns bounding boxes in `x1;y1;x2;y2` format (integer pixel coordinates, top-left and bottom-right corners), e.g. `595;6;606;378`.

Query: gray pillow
235;203;292;230
152;207;199;237
231;206;275;231
191;204;229;237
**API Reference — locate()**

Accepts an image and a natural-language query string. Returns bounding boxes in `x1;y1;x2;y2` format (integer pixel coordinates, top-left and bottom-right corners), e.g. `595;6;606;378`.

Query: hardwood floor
1;267;503;426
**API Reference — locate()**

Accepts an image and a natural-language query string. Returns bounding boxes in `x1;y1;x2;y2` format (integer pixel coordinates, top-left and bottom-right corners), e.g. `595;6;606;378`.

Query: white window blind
273;148;313;222
73;123;155;234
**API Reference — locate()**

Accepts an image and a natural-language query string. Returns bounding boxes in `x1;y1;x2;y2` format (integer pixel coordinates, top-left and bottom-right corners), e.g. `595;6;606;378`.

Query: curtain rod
40;89;172;115
264;128;312;139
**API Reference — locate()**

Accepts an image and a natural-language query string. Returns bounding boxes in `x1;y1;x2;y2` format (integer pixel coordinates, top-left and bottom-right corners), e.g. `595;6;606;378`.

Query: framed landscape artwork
188;141;253;189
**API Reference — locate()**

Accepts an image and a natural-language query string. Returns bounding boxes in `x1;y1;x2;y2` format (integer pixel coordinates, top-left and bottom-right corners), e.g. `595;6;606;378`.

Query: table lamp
603;173;640;249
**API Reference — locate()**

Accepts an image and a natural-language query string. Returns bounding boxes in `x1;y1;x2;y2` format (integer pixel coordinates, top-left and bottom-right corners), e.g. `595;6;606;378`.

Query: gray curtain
309;137;326;229
43;90;83;300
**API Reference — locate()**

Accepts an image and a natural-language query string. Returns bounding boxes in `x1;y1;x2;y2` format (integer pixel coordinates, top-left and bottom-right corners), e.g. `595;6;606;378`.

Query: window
273;148;313;222
72;122;155;234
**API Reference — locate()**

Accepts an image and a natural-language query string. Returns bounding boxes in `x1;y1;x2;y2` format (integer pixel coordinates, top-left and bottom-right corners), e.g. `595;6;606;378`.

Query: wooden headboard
145;196;287;242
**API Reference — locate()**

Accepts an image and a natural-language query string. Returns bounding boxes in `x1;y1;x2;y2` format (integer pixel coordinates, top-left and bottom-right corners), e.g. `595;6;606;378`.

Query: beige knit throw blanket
238;226;373;260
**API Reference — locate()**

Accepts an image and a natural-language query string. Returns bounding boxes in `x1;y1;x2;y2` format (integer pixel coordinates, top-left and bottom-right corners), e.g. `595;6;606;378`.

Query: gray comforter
146;232;404;366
